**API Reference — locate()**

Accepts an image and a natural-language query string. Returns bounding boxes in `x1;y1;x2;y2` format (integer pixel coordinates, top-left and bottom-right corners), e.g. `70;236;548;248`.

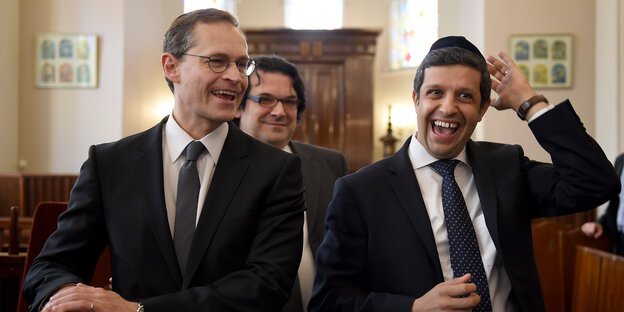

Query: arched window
284;0;343;29
389;0;438;70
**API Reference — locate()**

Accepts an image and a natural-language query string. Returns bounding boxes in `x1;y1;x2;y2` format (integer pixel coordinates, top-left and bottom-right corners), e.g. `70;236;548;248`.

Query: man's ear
235;108;242;119
162;52;180;84
479;98;491;121
412;90;419;106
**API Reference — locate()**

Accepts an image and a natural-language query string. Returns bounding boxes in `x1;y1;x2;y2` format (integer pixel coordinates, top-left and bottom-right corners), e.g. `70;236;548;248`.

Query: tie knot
431;159;460;178
185;141;206;161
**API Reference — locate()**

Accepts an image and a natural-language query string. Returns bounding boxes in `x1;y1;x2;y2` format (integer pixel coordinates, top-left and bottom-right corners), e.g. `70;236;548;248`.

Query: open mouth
212;90;237;101
432;120;458;136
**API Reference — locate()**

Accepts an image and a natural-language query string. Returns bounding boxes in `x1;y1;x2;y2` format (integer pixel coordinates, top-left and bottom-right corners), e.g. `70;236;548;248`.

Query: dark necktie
174;141;206;274
431;159;492;311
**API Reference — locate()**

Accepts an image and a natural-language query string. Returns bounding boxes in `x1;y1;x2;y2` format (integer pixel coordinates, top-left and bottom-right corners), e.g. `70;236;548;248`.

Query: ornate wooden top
243;28;381;62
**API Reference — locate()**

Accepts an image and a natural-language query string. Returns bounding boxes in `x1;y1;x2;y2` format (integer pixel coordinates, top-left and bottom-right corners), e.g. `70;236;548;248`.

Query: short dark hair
413;47;492;109
162;9;241;93
240;55;306;121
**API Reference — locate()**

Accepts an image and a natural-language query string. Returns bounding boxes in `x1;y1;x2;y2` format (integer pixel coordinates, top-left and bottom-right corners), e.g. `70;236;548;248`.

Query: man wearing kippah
309;36;619;312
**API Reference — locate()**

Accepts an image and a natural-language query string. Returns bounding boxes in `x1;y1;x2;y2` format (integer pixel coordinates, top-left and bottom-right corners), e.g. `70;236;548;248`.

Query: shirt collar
408;132;469;169
282;143;293;154
165;115;228;164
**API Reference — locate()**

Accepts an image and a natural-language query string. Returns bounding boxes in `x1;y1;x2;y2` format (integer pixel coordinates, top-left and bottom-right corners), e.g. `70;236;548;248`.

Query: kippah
429;36;485;61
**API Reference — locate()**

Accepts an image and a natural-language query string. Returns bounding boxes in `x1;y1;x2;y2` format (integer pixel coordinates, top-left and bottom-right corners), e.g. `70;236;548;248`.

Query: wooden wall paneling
22;174;77;216
0;174;22;217
294;63;344;152
343;56;373;172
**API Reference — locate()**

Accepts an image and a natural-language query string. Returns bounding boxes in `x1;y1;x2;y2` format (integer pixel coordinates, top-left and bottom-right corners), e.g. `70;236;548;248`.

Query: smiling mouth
432;120;458;136
212;90;237;101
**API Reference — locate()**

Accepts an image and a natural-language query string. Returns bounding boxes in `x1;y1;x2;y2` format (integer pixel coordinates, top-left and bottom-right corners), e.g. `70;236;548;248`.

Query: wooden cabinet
244;29;380;172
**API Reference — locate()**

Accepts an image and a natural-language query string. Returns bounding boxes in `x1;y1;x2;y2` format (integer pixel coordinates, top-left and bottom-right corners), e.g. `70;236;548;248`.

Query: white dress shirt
162;115;228;236
408;138;515;311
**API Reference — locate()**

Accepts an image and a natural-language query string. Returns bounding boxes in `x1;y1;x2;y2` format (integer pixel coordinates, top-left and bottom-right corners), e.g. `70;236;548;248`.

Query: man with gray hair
24;9;304;312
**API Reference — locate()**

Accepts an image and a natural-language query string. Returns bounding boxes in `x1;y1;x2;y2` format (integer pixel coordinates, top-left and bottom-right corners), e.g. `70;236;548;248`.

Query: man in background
582;153;624;256
236;55;348;312
24;9;304;312
309;36;619;312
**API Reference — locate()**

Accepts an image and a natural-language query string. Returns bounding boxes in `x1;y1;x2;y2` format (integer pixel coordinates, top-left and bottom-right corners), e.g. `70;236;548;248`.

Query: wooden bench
532;220;610;312
571;246;624;312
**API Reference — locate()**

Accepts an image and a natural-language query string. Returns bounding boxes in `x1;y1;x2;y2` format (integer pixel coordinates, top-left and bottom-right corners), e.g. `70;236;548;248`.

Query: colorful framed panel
509;34;572;88
35;33;98;88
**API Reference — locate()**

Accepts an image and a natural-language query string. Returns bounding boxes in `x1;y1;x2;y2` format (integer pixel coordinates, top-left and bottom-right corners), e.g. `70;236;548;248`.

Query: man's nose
222;62;243;83
438;96;459;115
270;100;287;116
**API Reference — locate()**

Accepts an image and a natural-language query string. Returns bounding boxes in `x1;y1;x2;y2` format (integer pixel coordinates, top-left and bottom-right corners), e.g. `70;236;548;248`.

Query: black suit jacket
309;101;620;312
599;153;624;254
290;141;348;257
23;119;305;312
282;141;348;312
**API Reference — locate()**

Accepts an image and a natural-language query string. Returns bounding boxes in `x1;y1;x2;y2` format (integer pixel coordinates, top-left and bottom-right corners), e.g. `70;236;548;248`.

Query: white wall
18;0;125;173
482;0;597;163
0;0;19;172
121;0;181;137
595;0;623;162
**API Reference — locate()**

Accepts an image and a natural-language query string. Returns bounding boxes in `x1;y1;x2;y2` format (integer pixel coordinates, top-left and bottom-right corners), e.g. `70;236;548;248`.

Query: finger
49;299;93;312
451;292;481;309
446;282;477;297
449;273;472;284
487;64;505;83
486;56;506;74
498;50;517;69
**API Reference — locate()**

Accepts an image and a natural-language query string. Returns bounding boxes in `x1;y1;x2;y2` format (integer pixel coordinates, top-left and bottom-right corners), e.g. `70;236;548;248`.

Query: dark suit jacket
290;141;348;257
599;153;624;254
282;141;348;312
23;119;305;312
309;101;620;312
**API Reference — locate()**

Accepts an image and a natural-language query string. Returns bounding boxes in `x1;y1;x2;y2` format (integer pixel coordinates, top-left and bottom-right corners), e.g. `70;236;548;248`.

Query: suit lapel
290;142;321;237
466;141;502;250
138;117;183;285
387;138;443;280
183;123;250;287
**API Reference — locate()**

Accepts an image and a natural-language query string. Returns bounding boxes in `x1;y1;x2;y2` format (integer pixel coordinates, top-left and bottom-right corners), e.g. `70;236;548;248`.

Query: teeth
434;120;458;129
213;90;237;96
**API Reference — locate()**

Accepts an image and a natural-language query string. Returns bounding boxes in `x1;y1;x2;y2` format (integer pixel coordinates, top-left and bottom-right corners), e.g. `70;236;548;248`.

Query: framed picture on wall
35;33;98;88
509;34;572;88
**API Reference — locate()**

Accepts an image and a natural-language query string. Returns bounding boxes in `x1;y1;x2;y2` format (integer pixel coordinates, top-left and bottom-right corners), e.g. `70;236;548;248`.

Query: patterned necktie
431;159;492;311
174;141;206;274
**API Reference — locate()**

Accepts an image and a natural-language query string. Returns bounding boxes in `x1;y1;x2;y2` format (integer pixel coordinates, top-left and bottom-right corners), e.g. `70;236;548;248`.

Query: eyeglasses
247;94;300;110
183;54;256;76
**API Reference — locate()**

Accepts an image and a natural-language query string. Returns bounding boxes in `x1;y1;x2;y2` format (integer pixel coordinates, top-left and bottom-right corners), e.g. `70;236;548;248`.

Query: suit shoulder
468;140;523;156
238;128;297;162
342;156;392;184
291;141;345;160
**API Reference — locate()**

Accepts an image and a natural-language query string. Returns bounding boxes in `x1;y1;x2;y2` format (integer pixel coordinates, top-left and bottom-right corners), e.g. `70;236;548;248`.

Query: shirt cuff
527;104;555;123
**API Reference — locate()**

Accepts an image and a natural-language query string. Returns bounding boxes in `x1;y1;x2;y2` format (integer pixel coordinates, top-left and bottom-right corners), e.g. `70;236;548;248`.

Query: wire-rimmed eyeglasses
247;94;300;110
183;54;256;76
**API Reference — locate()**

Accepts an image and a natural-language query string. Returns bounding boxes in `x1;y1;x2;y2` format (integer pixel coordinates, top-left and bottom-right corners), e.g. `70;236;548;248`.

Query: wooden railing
0;173;77;217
